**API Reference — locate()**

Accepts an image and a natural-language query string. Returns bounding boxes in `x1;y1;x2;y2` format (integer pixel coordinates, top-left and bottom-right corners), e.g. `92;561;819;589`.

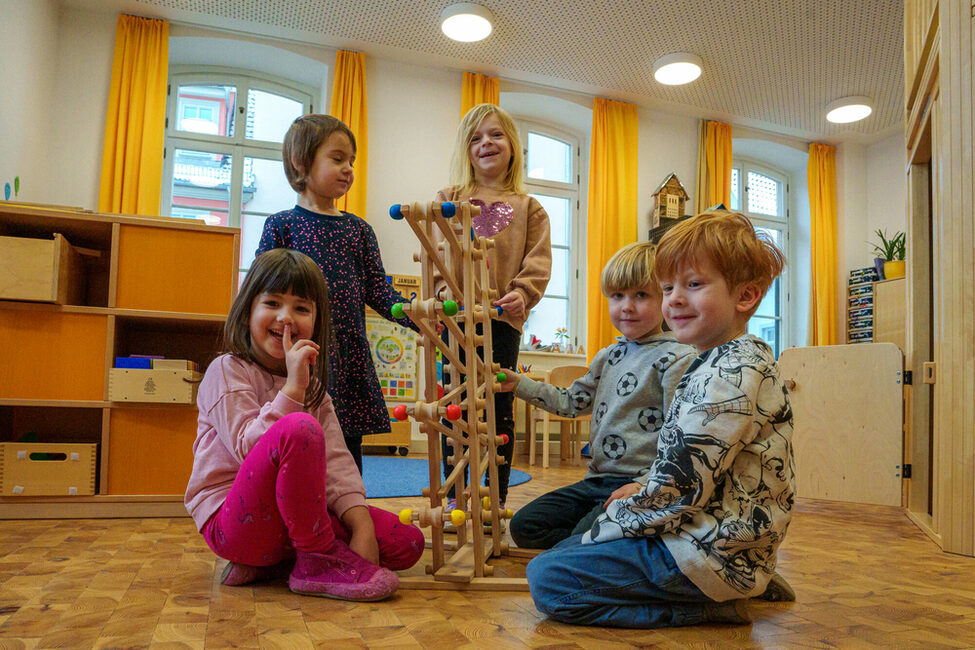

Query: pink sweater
184;354;368;531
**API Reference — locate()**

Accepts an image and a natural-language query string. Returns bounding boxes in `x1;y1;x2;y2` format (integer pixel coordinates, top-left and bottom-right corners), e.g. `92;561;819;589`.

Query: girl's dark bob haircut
283;114;356;193
224;248;331;410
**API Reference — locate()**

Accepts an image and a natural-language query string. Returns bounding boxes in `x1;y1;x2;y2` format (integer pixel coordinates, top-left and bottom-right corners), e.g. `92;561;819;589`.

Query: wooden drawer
0;442;97;496
0;233;84;304
108;369;202;404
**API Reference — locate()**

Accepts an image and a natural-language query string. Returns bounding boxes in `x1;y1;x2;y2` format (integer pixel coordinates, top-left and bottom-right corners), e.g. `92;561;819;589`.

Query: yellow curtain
98;14;169;216
460;72;500;117
808;143;838;346
693;120;733;213
586;98;639;359
331;51;369;219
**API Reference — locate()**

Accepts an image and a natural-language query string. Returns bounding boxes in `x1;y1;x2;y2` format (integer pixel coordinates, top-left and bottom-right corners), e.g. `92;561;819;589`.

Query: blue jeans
510;476;635;549
527;534;735;628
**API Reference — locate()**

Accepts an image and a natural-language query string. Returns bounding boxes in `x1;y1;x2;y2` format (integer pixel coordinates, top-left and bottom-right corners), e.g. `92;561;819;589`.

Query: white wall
50;6;116;209
366;57;458;277
0;0;59;204
866;133;908;249
638;108;698;236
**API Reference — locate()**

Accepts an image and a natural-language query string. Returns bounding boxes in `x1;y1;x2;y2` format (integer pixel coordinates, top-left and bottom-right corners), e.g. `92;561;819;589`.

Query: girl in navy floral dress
257;114;415;474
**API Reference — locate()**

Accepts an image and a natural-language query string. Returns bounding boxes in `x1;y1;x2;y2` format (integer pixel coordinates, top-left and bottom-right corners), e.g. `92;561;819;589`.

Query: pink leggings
202;412;424;571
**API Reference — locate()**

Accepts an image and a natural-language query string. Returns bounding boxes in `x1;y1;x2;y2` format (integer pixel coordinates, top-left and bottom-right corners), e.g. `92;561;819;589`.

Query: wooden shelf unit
0;202;239;518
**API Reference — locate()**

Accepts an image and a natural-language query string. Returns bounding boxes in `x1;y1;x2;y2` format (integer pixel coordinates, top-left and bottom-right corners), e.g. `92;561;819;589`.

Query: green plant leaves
869;228;906;261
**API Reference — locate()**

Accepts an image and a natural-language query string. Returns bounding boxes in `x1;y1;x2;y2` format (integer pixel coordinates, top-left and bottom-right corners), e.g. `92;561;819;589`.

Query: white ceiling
69;0;906;144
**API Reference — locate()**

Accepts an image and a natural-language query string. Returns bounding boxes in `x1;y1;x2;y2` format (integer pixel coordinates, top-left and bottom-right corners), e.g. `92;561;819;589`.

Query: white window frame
732;157;791;353
516;119;583;347
161;66;314;273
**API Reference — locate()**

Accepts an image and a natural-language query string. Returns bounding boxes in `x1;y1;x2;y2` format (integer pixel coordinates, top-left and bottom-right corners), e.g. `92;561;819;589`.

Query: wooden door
779;343;903;506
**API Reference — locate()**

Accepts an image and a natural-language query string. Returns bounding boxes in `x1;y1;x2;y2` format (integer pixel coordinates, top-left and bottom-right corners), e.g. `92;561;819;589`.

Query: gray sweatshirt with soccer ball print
513;332;695;482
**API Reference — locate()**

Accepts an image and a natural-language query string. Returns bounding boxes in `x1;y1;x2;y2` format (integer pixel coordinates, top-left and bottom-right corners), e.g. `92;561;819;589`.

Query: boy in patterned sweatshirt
499;242;695;549
526;209;796;628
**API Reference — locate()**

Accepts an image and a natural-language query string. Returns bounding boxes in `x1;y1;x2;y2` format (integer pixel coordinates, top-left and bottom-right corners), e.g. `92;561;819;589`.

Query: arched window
161;67;314;282
516;119;582;348
730;159;790;356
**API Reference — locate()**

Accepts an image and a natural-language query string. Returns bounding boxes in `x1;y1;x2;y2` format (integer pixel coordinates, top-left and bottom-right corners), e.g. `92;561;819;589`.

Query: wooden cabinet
0;202;239;518
873;278;906;352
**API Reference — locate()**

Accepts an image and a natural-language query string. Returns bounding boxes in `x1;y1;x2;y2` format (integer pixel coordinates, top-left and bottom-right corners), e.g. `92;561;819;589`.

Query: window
730;160;789;356
162;68;314;280
516;121;581;349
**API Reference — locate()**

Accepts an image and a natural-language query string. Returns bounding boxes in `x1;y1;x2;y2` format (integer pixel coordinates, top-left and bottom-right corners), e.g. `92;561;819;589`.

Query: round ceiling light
826;96;874;123
440;3;494;42
653;53;703;85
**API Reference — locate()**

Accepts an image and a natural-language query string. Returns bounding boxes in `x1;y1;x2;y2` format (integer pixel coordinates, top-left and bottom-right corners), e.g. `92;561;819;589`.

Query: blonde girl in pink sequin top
434;103;552;506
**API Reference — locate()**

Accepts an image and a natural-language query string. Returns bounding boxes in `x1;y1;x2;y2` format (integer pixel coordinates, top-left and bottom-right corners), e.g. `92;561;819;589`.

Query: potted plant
870;229;906;280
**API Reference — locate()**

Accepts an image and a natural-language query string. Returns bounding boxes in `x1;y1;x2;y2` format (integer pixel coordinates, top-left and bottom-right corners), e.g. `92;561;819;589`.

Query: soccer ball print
616;372;639;396
637;406;664;432
593;402;608;426
571;389;593;410
607;343;628;366
602;434;626;459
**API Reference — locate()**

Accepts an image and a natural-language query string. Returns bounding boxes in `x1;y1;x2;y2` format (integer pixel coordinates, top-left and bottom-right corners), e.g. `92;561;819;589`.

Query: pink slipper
289;540;399;601
220;558;294;586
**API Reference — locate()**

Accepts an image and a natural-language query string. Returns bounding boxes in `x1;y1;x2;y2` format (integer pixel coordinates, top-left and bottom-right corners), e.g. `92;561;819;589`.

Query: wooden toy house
651;172;689;228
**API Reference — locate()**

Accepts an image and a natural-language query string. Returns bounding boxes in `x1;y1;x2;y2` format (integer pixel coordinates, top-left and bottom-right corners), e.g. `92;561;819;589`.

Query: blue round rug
362;455;531;499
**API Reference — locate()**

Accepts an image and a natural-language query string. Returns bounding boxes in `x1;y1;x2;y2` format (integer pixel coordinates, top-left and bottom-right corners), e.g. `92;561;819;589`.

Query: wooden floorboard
1;452;973;648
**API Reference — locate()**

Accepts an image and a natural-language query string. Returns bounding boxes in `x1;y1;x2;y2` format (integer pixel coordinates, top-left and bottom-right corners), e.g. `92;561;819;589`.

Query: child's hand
281;324;319;403
602;482;642;509
496;369;521;392
349;529;380;565
343;505;380;564
494;290;526;319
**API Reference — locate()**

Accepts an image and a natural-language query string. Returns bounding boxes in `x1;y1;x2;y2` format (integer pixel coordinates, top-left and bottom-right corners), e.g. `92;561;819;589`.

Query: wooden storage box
364;411;412;455
109;368;203;403
0;233;84;304
0;442;97;496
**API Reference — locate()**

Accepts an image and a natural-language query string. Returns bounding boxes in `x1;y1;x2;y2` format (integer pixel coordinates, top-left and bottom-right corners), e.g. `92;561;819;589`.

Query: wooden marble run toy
387;200;533;590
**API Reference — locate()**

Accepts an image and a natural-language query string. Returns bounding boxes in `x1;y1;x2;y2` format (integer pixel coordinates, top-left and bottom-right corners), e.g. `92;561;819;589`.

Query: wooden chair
529;365;590;469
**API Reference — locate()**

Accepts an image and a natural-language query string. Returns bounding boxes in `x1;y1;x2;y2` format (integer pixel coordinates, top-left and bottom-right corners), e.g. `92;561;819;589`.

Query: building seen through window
162;69;313;282
518;121;581;349
730;161;789;356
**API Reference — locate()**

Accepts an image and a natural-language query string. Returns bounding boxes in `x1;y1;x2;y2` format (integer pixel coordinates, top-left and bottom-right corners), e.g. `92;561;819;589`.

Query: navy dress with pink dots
256;205;416;444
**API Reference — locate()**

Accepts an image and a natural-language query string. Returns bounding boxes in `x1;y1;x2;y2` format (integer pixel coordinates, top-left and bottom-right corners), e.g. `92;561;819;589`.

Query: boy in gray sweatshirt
500;242;695;549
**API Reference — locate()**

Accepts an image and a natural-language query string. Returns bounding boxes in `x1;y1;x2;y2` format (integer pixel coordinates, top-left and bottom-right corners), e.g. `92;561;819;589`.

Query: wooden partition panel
779;343;904;507
0;311;107;400
931;3;975;556
116;225;236;314
107;407;198;495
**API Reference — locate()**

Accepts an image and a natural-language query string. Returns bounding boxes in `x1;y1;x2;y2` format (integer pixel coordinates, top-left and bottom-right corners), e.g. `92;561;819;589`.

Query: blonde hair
655;209;785;314
282;114;356;193
224;249;331;410
600;241;658;295
449;104;526;195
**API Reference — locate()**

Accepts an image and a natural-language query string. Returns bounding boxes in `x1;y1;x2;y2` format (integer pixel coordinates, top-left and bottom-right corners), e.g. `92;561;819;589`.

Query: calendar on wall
365;273;422;402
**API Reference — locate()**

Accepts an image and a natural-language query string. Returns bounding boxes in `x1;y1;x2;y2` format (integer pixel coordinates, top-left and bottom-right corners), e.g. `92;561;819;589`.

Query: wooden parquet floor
2;453;975;649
